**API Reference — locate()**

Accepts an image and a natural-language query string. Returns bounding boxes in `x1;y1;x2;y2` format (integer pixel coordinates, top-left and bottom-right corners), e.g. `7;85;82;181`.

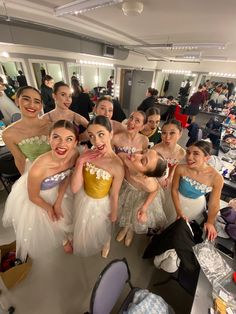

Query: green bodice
18;135;51;161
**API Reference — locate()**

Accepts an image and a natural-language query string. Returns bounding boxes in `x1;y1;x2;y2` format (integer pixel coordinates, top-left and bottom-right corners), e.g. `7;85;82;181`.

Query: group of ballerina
2;82;224;263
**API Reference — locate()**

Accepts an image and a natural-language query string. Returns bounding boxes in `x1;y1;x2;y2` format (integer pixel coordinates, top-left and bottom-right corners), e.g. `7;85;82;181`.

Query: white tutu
2;172;73;261
73;188;111;257
179;193;206;223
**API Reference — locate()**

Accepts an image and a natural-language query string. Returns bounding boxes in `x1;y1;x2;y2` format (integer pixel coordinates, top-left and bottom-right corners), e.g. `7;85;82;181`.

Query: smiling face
53;85;72;110
49;127;77;159
161;123;182;146
185;145;209;168
16;88;42;117
146;114;160;131
87;123;112;153
127;111;145;133
95;100;113;120
125;149;158;174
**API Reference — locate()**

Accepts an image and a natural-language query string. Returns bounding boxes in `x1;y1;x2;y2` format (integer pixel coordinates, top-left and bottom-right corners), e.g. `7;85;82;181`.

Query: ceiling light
55;0;123;16
122;1;143;16
124;43;226;50
1;51;9;58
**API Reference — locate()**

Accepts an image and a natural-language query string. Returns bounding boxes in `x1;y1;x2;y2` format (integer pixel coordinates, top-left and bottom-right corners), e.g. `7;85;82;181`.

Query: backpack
220;207;236;240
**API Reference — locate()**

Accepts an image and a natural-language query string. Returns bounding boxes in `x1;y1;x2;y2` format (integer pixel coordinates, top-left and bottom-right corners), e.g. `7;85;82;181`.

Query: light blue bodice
40;169;71;190
179;176;212;199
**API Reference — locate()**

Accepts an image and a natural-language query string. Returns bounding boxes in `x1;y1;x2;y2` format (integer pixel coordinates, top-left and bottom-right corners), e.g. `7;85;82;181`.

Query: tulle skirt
160;187;206;225
73;188;111;257
118;180;167;234
179;193;206;223
2;173;73;261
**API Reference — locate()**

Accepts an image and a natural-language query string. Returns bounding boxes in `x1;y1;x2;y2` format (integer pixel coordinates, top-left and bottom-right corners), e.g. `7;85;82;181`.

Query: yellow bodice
83;163;113;199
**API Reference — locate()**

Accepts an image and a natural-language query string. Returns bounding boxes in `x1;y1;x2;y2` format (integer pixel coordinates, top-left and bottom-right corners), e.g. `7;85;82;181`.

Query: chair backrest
90;258;131;314
11;112;21;123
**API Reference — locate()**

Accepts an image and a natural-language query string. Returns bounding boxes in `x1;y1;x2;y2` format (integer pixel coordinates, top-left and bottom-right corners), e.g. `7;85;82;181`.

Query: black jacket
70;93;94;122
137;96;157;112
41;84;55;113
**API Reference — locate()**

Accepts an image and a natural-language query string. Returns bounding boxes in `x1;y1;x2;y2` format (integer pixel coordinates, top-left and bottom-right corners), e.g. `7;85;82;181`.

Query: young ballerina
116;149;168;246
152;119;185;224
152;119;185;187
71;115;124;258
171;140;224;240
2;86;51;174
112;111;149;154
140;107;162;146
3;120;78;261
94;96;125;134
42;81;89;140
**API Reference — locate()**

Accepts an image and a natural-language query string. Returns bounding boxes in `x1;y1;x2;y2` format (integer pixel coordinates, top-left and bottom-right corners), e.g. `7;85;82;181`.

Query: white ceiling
2;0;236;63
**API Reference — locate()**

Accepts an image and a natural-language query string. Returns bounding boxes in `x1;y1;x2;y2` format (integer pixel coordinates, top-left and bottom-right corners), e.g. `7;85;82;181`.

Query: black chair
0;151;20;193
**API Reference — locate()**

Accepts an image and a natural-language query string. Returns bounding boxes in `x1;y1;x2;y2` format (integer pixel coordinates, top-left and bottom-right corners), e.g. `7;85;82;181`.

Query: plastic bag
193;240;233;285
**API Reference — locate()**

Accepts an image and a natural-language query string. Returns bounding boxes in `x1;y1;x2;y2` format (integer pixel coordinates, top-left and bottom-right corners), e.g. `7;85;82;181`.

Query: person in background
140;107;161;146
0;81;20;125
0;76;15;101
41;75;55;113
2;86;51;174
17;70;28;87
94;96;125;134
188;84;206;123
70;78;94;123
42;81;88;141
106;75;114;96
172;140;224;240
137;87;158;112
112;111;149;155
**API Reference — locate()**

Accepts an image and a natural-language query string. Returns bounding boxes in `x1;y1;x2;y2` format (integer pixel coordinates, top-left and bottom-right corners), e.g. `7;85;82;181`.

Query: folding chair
85;258;139;314
0;151;20;193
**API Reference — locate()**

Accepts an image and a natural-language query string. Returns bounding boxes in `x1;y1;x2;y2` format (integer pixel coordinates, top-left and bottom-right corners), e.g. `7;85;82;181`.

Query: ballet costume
73;162;113;257
2;169;73;262
178;176;212;222
118;179;167;234
18;135;51;170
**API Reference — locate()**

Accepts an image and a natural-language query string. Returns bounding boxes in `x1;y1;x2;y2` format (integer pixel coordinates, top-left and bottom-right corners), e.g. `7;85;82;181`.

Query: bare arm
2;129;26;174
109;164;124;222
137;190;158;223
71;149;102;193
171;165;185;219
27;165;57;221
53;176;70;219
204;173;224;240
74;112;89;128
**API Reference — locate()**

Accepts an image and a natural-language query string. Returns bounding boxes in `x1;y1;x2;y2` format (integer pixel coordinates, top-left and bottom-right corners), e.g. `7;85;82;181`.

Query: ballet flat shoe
101;245;110;258
116;228;128;242
125;229;134;247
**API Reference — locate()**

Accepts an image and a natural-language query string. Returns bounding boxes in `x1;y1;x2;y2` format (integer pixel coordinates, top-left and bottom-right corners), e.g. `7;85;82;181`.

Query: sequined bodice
179;176;212;199
115;146;138;154
167;158;179;168
40;169;71;190
18;135;51;161
83;162;113;199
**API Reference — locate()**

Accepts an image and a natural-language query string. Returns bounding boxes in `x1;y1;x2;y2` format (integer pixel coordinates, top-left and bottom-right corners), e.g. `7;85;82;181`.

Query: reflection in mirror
160;74;195;99
32;62;63;89
0;61;27;90
67;63;114;96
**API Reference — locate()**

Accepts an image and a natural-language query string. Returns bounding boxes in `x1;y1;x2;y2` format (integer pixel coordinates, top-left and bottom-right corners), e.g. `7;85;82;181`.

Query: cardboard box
0;242;32;290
